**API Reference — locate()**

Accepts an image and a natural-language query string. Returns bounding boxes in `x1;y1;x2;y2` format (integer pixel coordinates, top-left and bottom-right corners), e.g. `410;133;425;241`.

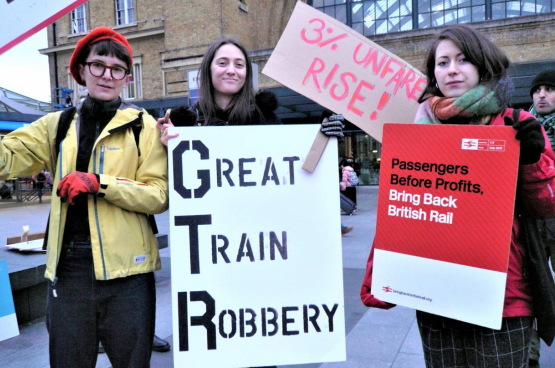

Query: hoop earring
435;82;439;89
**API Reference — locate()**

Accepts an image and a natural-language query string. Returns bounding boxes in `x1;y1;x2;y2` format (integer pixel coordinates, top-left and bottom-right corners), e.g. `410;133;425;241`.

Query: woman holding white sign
361;24;555;367
158;38;344;368
157;38;344;139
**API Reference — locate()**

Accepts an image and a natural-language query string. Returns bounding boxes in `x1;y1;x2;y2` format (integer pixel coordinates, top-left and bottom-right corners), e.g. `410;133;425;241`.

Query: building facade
40;0;555;184
41;0;298;116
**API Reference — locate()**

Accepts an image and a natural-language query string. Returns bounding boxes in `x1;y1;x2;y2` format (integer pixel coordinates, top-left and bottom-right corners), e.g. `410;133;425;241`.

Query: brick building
40;0;299;117
39;0;555;184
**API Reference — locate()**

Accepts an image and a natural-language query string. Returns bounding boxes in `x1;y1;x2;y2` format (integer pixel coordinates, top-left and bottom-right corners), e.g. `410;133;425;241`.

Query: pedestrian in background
528;68;555;366
361;24;555;368
32;170;47;203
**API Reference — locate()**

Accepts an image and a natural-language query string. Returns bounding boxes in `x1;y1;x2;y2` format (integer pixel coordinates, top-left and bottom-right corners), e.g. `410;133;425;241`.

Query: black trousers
46;243;156;368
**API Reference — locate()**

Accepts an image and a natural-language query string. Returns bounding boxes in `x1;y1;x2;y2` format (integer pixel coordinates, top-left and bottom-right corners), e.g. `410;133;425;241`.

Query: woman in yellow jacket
0;27;168;368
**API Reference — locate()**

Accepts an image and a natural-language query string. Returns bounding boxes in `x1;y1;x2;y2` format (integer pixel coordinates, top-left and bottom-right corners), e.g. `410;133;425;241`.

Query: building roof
0;87;52;115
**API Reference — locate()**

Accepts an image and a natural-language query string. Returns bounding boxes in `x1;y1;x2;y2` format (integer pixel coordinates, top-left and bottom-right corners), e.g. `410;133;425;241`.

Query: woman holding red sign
361;24;555;367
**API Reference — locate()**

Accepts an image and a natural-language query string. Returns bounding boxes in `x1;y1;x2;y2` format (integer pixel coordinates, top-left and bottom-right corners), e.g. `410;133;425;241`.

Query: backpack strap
55;107;77;165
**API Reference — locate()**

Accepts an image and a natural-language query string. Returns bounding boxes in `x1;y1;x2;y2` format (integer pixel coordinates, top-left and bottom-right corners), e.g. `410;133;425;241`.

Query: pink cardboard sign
263;1;427;142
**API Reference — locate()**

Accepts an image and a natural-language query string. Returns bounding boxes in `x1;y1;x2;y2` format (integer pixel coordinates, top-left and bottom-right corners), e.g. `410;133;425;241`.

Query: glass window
537;0;551;12
116;0;135;26
124;63;142;100
472;5;486;20
311;0;554;34
418;12;431;27
71;4;87;34
336;4;348;22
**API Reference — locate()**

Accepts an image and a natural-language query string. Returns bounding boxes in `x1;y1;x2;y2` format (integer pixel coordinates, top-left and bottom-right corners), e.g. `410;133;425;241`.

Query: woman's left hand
319;110;345;138
505;116;545;164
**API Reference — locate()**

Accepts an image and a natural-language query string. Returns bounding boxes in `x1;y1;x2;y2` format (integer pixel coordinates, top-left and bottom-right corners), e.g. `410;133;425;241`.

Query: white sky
0;28;51;103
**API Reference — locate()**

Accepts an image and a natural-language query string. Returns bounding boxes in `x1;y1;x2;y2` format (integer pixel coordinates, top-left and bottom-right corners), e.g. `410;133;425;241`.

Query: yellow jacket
0;102;169;281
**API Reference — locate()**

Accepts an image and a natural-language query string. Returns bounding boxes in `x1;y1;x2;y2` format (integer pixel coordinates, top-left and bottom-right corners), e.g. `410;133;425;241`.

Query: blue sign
0;260;19;340
0;121;29;131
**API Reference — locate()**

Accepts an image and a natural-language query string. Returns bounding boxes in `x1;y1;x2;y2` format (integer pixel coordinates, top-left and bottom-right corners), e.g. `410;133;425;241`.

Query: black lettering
322;304;338;332
219;309;237;338
175;215;212;274
236;233;255;262
190;291;216;350
261;157;280;186
240;308;257;338
239;158;256;186
173;140;211;199
303;304;321;333
391;173;399;185
217;158;234;187
211;235;230;264
282;306;299;335
178;292;189;351
192;140;210;198
270;231;287;260
283;156;300;184
266;308;279;336
178;291;216;351
259;232;265;261
173;141;192;199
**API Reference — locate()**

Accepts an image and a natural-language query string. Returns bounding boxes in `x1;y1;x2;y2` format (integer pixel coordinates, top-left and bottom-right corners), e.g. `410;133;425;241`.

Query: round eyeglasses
85;62;129;80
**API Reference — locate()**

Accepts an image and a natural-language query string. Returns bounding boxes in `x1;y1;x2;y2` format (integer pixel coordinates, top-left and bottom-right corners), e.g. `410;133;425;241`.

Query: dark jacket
170;90;281;127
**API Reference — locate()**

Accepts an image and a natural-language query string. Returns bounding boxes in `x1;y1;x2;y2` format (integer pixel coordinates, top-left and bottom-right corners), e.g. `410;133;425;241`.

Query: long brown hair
197;38;255;124
418;25;510;103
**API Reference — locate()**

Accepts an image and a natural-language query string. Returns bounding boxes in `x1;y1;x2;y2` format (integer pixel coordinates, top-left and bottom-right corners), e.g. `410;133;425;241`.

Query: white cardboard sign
0;0;88;55
168;125;346;368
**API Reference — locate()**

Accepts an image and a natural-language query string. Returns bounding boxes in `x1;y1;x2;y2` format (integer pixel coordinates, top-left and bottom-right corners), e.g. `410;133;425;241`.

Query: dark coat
170;90;281;127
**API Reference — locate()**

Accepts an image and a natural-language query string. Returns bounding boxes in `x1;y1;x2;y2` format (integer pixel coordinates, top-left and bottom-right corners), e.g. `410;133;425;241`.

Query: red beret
69;26;132;86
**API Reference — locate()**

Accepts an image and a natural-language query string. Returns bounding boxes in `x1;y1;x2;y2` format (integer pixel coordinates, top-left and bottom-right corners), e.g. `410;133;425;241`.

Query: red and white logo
382;286;392;293
462;139;505;152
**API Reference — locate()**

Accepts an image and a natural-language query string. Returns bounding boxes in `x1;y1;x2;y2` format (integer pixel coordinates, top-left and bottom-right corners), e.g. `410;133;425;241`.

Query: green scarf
415;78;513;125
530;106;555;150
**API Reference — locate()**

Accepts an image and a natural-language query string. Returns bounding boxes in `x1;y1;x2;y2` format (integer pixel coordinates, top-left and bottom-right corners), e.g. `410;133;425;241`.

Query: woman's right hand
156;109;179;147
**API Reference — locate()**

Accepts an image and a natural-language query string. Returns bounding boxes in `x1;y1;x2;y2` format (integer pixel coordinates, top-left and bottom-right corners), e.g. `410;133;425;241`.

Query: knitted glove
505;116;545;165
57;171;100;205
319;110;345;138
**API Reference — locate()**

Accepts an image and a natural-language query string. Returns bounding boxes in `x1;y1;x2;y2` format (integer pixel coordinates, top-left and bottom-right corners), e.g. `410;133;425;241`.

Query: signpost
168;125;346;367
0;0;89;55
372;124;520;329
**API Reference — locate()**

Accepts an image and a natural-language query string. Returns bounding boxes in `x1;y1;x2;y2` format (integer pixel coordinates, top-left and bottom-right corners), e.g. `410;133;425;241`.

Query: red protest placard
372;124;519;329
263;1;426;143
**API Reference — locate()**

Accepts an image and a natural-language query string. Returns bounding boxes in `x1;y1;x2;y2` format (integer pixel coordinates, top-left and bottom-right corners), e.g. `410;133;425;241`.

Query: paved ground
1;186;554;367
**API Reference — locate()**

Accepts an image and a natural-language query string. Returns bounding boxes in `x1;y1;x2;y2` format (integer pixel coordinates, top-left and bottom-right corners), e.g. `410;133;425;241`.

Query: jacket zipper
52;140;66;286
93;122;108;280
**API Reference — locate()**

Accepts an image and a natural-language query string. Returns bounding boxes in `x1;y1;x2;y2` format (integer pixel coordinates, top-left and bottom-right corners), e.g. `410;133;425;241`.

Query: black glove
505;116;545;165
319;110;344;138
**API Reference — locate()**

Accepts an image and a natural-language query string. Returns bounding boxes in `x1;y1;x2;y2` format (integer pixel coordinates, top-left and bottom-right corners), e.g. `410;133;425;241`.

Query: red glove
57;171;99;205
360;245;396;310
